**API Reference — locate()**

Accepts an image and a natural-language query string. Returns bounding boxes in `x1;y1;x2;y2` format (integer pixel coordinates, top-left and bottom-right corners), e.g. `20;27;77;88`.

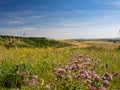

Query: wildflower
101;76;106;80
85;79;92;83
102;80;109;86
78;58;83;63
88;85;96;90
57;73;63;78
80;70;90;78
32;75;38;80
65;65;71;71
22;79;35;87
57;68;66;74
28;79;36;87
98;87;106;90
71;65;76;70
104;72;112;80
67;75;72;79
85;61;91;65
92;73;100;80
20;71;29;78
45;84;50;89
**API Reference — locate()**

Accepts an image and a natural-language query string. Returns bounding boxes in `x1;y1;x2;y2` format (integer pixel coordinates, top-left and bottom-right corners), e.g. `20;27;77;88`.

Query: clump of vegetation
1;64;45;90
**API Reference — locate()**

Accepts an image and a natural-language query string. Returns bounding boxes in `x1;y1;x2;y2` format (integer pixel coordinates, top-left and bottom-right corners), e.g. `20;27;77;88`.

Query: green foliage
3;65;22;88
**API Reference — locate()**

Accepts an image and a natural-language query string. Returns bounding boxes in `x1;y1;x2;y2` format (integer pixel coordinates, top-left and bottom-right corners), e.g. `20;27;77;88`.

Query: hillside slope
0;35;72;48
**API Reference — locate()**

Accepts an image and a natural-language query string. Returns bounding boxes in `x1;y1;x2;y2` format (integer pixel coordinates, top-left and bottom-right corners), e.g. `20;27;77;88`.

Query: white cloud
0;21;119;40
0;9;120;39
0;11;46;26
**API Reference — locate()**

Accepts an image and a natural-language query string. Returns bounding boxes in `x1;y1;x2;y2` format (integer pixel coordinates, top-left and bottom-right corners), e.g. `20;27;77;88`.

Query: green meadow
0;36;120;90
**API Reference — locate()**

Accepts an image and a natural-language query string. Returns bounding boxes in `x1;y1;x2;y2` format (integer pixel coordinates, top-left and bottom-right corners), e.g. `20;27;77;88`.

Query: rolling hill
0;35;72;48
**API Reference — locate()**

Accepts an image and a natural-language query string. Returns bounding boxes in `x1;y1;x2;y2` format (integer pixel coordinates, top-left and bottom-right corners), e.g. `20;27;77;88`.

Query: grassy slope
0;35;72;48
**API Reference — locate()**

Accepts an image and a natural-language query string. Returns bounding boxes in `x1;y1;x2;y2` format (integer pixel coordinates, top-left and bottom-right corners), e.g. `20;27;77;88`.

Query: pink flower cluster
52;54;113;90
21;72;38;87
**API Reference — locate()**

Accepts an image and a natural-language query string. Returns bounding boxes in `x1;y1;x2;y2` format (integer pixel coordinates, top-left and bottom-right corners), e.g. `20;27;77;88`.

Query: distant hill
100;38;120;43
0;35;72;48
75;38;120;43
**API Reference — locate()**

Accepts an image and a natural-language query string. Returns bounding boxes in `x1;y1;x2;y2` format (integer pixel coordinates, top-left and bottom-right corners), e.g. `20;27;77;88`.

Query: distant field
60;40;120;49
73;38;120;43
0;36;120;90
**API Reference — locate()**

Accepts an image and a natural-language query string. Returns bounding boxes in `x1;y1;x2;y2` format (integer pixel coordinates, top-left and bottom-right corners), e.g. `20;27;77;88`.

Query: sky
0;0;120;39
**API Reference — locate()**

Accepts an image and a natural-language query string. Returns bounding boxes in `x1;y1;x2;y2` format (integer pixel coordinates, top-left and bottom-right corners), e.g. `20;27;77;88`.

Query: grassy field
0;37;120;90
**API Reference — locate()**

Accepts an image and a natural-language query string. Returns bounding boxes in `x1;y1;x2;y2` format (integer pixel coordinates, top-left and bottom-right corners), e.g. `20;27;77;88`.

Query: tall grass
0;46;120;89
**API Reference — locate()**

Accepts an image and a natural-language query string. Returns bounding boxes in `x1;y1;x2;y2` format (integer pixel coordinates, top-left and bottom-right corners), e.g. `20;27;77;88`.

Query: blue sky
0;0;120;39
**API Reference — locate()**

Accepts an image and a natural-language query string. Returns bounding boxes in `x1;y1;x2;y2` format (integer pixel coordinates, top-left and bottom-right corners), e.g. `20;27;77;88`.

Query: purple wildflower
45;84;50;89
104;72;112;80
85;79;92;83
32;75;38;80
92;73;100;80
103;80;109;86
28;79;36;87
57;68;66;74
98;87;106;90
22;79;36;87
80;70;90;78
20;71;29;78
88;85;96;90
